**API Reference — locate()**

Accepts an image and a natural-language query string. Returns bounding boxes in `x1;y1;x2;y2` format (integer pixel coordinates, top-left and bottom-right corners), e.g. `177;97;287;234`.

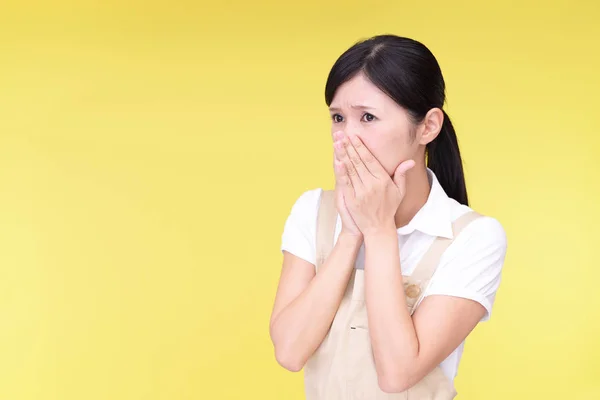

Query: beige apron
304;190;482;400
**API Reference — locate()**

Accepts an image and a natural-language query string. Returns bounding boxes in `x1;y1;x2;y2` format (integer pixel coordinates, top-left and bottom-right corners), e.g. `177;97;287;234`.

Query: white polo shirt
280;168;507;381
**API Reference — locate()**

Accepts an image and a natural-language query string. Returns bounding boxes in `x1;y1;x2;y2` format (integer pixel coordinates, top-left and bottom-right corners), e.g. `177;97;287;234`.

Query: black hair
324;35;469;206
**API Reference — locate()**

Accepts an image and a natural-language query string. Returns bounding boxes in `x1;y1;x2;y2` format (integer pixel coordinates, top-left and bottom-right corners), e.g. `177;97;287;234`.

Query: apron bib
304;190;481;400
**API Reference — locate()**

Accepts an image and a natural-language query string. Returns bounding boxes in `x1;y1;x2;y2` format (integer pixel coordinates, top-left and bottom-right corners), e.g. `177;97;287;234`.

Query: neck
394;165;431;229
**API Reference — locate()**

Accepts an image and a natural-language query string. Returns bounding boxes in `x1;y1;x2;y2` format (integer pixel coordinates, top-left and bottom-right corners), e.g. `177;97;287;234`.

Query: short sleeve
423;216;508;322
280;188;323;266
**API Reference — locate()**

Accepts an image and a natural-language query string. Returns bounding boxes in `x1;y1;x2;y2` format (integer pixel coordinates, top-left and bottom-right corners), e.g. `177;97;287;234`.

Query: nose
333;126;362;141
344;119;363;139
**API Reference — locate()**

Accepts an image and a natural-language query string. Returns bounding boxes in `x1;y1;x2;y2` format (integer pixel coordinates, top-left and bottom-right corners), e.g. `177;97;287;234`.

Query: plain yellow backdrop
1;1;599;399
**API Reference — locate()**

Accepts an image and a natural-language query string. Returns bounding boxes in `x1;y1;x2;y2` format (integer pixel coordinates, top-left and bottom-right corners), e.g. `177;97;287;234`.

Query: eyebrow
329;105;377;112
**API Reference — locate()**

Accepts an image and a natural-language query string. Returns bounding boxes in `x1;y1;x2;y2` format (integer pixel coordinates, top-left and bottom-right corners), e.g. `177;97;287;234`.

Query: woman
269;34;507;399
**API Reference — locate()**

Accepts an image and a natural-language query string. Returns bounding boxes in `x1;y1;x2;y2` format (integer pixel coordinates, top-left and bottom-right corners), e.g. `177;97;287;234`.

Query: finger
333;153;345;183
392;159;416;188
343;136;373;182
348;135;386;178
334;139;363;188
334;156;354;194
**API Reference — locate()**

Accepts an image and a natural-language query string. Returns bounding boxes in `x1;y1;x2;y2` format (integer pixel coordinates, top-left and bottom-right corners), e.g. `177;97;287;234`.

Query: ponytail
426;110;469;206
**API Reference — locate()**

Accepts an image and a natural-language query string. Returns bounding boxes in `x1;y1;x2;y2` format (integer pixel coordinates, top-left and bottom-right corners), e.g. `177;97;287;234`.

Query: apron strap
406;211;482;314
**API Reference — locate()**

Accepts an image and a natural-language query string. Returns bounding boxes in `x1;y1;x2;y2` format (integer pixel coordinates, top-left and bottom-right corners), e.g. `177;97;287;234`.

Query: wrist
338;230;364;247
362;224;398;242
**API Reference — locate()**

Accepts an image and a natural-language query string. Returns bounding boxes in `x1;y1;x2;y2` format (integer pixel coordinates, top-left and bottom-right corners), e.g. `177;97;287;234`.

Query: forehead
330;73;390;106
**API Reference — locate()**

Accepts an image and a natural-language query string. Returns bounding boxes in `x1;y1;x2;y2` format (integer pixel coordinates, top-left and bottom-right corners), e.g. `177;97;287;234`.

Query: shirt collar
395;168;454;239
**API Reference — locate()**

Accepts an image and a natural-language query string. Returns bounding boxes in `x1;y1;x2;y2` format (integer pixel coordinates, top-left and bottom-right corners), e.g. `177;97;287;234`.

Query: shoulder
447;200;507;254
436;200;508;290
427;201;508;321
280;188;326;266
286;187;324;217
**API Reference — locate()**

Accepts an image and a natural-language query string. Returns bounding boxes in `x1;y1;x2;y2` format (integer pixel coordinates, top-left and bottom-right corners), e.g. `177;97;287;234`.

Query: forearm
363;227;419;389
271;233;362;371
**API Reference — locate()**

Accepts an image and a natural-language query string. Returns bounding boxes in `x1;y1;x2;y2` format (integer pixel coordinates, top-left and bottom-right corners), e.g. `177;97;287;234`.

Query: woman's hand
333;144;363;239
333;131;415;237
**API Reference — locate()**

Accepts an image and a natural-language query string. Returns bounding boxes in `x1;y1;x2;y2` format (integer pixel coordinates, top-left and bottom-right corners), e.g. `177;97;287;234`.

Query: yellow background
1;0;599;399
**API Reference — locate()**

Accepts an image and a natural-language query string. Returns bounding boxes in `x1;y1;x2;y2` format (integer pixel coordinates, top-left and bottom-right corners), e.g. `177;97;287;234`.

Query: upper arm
409;216;508;380
409;294;486;376
270;188;321;331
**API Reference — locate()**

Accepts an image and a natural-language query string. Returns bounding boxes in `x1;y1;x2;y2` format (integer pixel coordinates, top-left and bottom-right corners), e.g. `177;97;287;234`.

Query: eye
332;114;344;123
361;113;376;122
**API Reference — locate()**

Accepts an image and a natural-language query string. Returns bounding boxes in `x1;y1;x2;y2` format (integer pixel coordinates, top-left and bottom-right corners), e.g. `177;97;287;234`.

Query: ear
418;107;444;146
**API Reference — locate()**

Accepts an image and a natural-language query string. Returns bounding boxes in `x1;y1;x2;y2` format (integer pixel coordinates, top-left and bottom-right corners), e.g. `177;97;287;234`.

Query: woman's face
329;72;421;176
